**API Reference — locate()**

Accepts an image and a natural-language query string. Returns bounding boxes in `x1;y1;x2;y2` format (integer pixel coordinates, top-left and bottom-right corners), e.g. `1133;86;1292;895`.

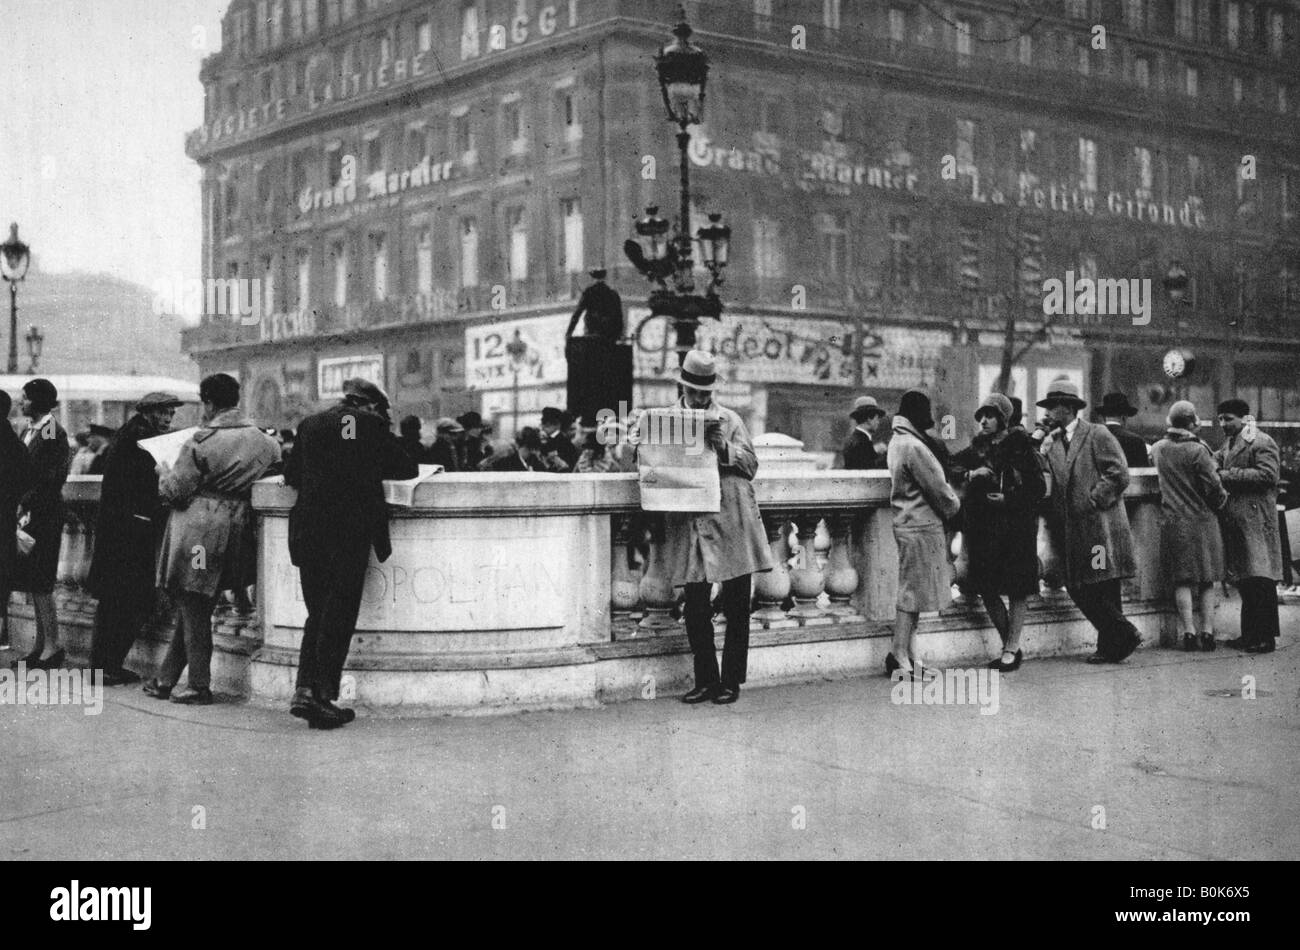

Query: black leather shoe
142;678;172;699
1222;637;1251;651
9;650;41;670
291;689;348;728
1085;653;1112;665
169;686;214;705
712;686;740;705
320;699;357;724
31;648;65;670
989;650;1023;672
1200;633;1217;652
1182;633;1198;652
681;684;718;704
1244;641;1276;654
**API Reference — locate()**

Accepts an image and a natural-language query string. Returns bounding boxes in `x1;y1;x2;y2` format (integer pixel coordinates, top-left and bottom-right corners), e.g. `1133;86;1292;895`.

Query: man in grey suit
1038;379;1141;664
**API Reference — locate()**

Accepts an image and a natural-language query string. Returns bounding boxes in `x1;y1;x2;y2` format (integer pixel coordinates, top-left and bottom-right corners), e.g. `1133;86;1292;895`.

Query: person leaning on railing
143;374;280;706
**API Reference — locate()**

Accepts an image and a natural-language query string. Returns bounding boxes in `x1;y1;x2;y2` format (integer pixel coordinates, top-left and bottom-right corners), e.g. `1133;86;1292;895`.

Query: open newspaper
383;464;444;507
636;408;721;513
137;427;200;469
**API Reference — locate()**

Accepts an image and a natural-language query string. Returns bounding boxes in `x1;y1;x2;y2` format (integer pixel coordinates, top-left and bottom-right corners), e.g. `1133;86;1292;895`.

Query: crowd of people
0;359;1291;720
839;377;1289;682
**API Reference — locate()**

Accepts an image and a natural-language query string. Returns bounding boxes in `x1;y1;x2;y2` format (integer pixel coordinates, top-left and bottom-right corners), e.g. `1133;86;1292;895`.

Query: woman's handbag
16;512;35;557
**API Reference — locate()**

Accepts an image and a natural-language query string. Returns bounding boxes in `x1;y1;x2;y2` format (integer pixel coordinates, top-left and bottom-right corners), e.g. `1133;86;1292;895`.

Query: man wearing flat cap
1038;378;1141;663
88;392;184;685
1214;398;1283;653
1097;392;1150;469
429;417;464;471
841;396;888;470
284;377;418;728
656;350;773;706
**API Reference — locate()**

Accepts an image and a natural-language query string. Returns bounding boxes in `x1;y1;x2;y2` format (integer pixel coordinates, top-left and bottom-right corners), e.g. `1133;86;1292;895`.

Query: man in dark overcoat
87;392;183;684
0;391;34;649
285;378;418;728
1214;398;1283;653
1097;392;1150;469
841;396;887;470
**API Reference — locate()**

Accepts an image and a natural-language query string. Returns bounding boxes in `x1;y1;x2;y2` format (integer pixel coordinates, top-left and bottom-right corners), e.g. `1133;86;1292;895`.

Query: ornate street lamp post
506;328;529;435
624;8;731;366
1;224;32;374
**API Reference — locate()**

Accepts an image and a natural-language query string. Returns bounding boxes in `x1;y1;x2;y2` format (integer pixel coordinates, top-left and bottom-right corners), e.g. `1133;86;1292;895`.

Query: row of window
222;198;584;312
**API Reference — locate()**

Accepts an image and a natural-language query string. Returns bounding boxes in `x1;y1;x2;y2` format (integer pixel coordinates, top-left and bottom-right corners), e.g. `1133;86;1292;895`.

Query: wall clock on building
1162;348;1195;379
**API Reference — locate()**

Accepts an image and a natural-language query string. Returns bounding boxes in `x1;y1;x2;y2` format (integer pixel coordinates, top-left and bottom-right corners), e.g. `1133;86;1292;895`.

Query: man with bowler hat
88;391;184;685
842;396;887;470
657;351;773;705
285;378;418;728
1097;392;1150;469
1038;378;1141;663
1214;398;1283;653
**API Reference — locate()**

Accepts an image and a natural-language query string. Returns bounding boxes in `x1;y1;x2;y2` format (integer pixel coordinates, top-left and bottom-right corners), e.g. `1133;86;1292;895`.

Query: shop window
460;218;479;289
561;199;584;275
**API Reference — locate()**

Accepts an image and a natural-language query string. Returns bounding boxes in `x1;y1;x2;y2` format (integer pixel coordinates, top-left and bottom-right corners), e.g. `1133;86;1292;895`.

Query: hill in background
9;267;195;381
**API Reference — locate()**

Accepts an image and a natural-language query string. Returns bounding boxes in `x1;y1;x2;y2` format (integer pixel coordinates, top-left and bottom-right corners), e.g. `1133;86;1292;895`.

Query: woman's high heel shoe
988;650;1023;672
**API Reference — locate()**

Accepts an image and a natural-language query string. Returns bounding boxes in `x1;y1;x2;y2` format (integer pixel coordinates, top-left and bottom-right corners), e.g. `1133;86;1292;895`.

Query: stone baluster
788;513;828;622
823;514;862;618
637;515;678;632
610;514;641;632
813;518;831;572
752;513;794;627
853;505;899;622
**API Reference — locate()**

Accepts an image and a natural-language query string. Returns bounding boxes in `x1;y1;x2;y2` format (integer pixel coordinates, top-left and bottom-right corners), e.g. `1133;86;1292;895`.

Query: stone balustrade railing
10;469;1172;713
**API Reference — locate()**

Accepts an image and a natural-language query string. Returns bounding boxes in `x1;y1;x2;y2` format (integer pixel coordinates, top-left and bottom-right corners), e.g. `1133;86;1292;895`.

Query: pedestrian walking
9;379;71;671
0;391;34;650
841;396;887;470
886;390;961;681
1214;398;1283;654
1038;379;1141;664
1097;392;1151;469
87;392;184;684
659;351;773;705
143;374;279;705
285;378;418;728
1149;401;1228;652
951;393;1045;672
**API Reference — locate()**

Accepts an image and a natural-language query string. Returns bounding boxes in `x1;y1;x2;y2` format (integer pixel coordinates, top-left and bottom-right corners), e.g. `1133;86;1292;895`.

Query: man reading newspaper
648;350;773;706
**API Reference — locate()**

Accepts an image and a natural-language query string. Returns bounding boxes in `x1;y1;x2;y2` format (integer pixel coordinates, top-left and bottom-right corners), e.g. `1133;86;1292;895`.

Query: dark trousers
1238;576;1280;648
158;591;217;691
294;538;371;702
89;591;151;673
1068;578;1140;659
684;575;751;689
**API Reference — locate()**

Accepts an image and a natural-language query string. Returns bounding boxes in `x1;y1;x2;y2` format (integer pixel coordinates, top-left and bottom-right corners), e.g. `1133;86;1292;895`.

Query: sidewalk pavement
2;602;1297;861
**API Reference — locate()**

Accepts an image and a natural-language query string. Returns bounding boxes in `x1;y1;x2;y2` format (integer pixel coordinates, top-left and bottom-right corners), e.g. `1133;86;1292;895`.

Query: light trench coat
1042;419;1137;588
658;400;774;587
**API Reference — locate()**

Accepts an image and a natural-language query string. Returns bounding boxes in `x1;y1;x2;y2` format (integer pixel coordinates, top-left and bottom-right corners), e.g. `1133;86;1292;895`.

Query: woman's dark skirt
12;504;65;595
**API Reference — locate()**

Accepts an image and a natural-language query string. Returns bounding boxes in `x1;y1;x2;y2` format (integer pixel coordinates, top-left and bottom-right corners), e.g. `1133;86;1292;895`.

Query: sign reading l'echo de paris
265;518;570;633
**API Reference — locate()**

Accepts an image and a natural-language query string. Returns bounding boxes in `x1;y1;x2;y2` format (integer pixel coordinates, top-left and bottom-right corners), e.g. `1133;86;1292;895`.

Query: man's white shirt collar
1064;417;1081;440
